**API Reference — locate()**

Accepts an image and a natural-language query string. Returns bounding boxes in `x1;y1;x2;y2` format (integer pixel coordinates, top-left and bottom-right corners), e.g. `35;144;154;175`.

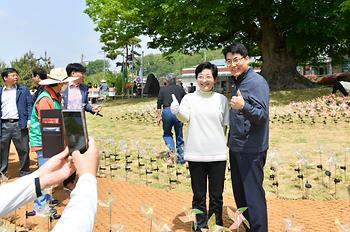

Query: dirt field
3;149;350;232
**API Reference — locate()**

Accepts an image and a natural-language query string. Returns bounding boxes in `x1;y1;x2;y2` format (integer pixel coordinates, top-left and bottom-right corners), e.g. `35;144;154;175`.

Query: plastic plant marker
179;208;203;231
227;207;250;231
283;215;304;232
335;218;350;232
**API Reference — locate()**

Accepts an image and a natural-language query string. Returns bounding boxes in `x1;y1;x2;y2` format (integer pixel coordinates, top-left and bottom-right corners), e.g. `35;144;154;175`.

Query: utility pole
81;54;85;64
141;51;144;97
103;51;106;78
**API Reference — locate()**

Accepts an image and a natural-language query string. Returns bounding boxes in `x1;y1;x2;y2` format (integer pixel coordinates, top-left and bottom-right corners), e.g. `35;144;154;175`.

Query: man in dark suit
61;63;101;190
0;68;33;176
223;43;269;232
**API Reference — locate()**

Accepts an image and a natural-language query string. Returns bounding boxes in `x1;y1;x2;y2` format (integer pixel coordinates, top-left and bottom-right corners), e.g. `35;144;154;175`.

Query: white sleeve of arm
52;174;97;232
176;96;190;123
0;172;37;217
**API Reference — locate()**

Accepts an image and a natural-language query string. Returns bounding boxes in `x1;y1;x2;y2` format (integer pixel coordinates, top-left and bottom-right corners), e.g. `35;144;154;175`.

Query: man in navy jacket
223;43;269;232
0;68;33;176
61;63;101;114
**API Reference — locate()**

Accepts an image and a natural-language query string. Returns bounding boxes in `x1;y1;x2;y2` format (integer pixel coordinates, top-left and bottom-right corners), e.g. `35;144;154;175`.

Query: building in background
180;58;261;94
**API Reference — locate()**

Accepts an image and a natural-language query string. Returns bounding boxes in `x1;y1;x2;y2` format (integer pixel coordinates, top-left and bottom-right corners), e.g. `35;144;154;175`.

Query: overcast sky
0;0;159;68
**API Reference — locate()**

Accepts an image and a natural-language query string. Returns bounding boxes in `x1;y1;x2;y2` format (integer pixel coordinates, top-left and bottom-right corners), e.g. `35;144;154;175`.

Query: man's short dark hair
32;67;47;80
1;68;18;81
66;63;86;76
223;43;248;60
195;62;218;80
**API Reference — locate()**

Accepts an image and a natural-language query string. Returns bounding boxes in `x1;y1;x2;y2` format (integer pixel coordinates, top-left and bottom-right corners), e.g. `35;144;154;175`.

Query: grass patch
88;87;350;200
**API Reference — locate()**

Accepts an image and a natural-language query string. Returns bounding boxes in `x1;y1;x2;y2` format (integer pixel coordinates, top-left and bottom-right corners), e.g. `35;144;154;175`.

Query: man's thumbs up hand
170;94;180;114
230;89;245;110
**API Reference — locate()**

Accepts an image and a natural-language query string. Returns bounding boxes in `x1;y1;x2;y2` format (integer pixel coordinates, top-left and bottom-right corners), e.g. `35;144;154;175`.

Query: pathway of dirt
3;148;350;231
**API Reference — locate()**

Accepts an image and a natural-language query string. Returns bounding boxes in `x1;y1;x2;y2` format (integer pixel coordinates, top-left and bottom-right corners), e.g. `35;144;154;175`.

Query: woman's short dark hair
223;43;248;59
66;63;86;76
195;62;218;80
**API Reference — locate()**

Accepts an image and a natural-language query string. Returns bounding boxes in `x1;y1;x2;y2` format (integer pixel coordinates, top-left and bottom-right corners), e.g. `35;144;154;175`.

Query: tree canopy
85;0;350;89
86;59;110;75
10;51;54;88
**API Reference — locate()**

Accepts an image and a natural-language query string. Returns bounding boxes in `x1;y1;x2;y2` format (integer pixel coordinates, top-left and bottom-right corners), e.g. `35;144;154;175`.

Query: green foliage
341;0;350;11
85;0;350;60
0;61;6;72
86;59;110;75
85;71;116;87
85;0;350;88
142;49;223;77
10;51;52;88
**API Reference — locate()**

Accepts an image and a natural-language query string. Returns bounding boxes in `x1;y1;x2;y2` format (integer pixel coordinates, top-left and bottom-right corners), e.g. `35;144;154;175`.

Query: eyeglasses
197;75;214;80
226;57;245;66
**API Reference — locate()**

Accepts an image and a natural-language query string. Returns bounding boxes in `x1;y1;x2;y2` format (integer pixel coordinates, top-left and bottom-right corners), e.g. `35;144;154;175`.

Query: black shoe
50;199;59;206
51;213;61;220
26;210;36;217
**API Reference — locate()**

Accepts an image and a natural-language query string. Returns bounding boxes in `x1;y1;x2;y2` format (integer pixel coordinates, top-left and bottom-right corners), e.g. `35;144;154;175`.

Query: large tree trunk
258;16;312;90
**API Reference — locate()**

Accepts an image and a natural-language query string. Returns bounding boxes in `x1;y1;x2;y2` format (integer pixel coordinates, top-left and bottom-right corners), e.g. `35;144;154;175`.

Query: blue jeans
34;150;52;211
162;107;184;163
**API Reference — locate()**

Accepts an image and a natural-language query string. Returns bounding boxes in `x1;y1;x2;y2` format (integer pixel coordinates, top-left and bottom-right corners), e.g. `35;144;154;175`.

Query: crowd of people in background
0;62;102;231
10;42;347;231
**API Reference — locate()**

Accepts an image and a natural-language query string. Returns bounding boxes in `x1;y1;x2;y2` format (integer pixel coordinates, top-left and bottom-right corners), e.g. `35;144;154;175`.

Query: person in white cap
28;68;77;217
99;79;109;93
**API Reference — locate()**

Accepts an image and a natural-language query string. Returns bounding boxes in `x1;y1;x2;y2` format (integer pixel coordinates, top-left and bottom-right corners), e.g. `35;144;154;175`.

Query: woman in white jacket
171;61;229;231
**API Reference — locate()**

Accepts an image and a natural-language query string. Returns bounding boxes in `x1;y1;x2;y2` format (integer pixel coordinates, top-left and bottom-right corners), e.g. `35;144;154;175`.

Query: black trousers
188;161;226;231
229;150;268;232
0;121;30;176
332;81;349;96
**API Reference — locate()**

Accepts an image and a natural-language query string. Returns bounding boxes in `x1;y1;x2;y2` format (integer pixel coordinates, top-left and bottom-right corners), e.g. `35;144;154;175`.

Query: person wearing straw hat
28;68;77;217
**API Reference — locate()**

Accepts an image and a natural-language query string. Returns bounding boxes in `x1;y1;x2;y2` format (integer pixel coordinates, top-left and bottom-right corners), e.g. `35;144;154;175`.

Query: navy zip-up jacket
61;83;94;113
229;67;269;153
0;85;33;137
